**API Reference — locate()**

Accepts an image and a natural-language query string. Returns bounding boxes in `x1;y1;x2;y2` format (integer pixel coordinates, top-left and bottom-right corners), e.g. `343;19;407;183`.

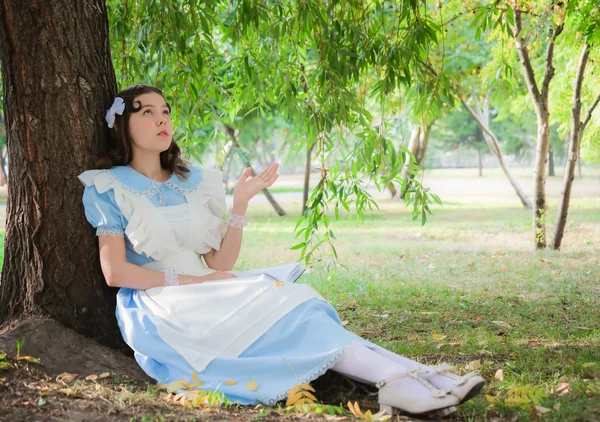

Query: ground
0;167;599;421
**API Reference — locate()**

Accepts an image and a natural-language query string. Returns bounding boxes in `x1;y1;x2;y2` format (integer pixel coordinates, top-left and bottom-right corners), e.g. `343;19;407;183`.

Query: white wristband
226;209;247;229
164;268;179;286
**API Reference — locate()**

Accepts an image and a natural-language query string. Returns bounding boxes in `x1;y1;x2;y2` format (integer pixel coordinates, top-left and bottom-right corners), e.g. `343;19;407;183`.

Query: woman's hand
233;164;279;208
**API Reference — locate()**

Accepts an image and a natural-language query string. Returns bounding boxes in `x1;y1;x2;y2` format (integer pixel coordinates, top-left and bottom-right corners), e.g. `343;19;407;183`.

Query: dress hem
261;341;362;406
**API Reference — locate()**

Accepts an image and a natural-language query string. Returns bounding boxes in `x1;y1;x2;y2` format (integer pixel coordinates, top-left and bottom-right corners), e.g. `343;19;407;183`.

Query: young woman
79;84;484;417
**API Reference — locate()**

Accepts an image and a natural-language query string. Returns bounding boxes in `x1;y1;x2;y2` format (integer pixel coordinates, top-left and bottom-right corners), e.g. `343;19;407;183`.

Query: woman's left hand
233;163;279;206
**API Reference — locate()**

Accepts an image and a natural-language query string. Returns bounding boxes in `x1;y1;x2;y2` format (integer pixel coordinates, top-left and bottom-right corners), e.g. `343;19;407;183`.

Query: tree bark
512;10;563;248
0;1;122;346
223;125;286;216
551;44;597;250
548;148;555;177
477;150;483;177
302;142;315;215
458;91;532;208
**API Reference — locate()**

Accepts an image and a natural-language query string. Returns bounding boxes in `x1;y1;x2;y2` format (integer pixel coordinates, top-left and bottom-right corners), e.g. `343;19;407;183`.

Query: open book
234;262;306;284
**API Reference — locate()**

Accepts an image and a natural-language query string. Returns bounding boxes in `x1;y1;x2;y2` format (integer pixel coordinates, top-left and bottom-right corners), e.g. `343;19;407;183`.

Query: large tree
0;1;121;346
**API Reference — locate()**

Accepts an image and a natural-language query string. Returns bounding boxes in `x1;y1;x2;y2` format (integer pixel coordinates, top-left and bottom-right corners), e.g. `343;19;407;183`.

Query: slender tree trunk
458;91;532;208
0;1;122;346
223;125;286;216
551;44;597;250
577;146;582;178
399;124;433;199
387;181;398;199
399;126;421;199
477;150;483;177
512;10;563;248
548;148;555;176
302;142;315;215
415;122;433;165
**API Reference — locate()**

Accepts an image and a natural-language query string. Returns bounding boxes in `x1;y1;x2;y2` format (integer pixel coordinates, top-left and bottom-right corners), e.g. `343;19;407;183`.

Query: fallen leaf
16;356;40;364
540;259;549;264
59;388;78;396
341;320;349;326
164;379;193;393
246;380;259;392
431;333;447;341
37;397;47;406
485;394;496;404
468;359;482;371
555;382;571;396
192;371;198;383
85;374;98;381
56;373;78;383
299;383;316;392
286;389;303;406
224;379;238;386
494;369;504;381
468;262;475;268
533;405;552;415
273;281;285;287
99;372;110;379
553;402;561;410
582;362;596;368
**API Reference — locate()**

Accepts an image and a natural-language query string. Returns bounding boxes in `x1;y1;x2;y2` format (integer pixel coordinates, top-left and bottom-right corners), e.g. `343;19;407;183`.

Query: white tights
331;343;434;400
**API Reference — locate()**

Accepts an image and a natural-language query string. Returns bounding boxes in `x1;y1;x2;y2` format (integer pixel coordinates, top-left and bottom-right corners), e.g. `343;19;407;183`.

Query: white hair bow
105;97;125;128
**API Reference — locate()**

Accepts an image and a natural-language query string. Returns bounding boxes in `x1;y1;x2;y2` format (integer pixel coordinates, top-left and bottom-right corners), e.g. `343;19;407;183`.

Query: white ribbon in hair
105;97;125;128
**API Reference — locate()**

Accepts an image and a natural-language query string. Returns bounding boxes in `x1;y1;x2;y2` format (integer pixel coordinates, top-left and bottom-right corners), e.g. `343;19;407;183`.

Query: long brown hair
96;84;189;180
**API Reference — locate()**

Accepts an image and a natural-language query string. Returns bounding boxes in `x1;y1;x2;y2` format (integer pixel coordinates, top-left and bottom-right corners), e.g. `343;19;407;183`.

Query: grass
232;195;600;421
1;171;599;420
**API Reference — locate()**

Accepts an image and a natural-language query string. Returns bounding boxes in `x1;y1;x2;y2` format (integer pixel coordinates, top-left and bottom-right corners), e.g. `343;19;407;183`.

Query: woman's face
128;92;173;154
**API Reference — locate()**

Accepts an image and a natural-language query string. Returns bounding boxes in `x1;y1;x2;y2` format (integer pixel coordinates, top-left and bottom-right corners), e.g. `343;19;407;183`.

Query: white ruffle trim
263;344;352;406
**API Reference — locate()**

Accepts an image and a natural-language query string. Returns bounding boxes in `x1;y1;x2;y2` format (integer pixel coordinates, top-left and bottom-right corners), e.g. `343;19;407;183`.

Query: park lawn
0;196;599;421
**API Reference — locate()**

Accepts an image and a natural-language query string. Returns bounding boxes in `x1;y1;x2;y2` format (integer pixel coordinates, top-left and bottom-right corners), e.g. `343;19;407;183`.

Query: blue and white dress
79;165;374;405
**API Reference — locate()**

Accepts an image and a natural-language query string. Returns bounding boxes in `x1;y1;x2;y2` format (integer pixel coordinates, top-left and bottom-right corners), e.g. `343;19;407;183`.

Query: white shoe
377;369;460;417
420;363;485;404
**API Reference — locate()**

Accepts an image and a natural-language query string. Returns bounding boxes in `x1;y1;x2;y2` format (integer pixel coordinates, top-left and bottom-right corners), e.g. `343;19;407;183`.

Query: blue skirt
117;288;374;405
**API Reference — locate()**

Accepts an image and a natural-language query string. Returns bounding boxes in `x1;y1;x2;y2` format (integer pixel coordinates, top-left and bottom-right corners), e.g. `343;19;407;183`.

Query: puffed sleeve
82;185;127;236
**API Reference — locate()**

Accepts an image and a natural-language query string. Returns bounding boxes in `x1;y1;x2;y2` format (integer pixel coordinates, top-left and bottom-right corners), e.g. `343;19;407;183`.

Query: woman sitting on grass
79;83;484;417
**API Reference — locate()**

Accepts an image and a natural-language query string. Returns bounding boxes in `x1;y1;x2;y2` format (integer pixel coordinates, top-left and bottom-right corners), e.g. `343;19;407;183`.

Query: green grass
0;187;598;420
234;197;600;421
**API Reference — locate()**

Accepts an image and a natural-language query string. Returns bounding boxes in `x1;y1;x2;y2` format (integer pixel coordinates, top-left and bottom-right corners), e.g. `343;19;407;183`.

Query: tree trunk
477;150;483;177
415;122;433;166
223;125;286;216
0;1;122;346
458;91;532;208
551;44;591;250
577;146;582;178
512;10;562;248
548;148;555;177
302;142;315;215
399;126;421;200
